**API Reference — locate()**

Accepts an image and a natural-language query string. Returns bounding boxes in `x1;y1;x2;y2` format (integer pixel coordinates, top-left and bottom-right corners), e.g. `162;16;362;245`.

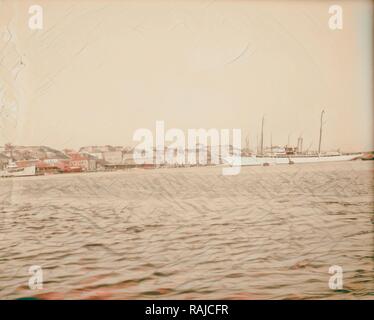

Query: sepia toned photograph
0;0;373;305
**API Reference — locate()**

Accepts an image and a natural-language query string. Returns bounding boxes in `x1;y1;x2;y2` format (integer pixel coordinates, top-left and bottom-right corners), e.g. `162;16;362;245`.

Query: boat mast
270;133;273;155
318;110;325;155
245;135;250;154
260;116;264;155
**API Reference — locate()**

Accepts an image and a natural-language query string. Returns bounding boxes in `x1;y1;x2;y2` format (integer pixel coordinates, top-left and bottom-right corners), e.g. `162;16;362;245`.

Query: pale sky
0;0;373;152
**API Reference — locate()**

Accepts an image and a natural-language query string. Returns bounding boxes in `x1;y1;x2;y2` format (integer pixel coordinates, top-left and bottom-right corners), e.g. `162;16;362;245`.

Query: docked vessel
0;162;36;177
225;110;363;167
224;153;362;167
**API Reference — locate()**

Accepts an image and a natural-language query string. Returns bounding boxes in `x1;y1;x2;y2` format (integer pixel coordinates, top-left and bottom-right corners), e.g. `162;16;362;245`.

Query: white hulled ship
224;110;363;167
224;153;361;167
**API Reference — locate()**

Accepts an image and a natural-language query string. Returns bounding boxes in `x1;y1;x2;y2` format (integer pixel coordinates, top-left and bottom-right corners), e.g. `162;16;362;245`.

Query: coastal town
0;143;373;178
0;143;235;177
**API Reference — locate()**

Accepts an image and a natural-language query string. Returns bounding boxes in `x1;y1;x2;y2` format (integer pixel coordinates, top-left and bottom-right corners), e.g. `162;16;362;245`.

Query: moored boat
361;153;374;161
225;110;363;167
224;153;363;167
0;162;36;177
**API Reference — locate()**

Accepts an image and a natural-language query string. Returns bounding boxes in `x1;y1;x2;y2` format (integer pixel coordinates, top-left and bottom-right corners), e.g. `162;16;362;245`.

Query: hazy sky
0;0;373;151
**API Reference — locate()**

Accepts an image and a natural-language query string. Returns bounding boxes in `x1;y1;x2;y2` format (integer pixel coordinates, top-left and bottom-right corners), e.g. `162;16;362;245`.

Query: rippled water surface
0;161;373;299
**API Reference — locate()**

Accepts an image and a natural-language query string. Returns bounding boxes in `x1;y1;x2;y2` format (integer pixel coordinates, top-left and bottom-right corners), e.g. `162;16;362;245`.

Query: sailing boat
225;111;362;166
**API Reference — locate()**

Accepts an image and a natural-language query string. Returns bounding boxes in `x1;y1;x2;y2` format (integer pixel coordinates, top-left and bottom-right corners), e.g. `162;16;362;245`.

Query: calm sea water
0;161;373;299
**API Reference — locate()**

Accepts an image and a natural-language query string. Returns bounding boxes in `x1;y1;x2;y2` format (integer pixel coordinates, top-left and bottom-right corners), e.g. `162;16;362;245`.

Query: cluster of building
0;145;136;174
0;144;230;176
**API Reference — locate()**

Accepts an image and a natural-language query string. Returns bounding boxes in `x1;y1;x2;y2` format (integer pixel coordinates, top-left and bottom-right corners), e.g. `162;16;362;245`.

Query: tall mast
261;116;264;155
318;110;325;155
245;135;250;153
270;133;273;155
